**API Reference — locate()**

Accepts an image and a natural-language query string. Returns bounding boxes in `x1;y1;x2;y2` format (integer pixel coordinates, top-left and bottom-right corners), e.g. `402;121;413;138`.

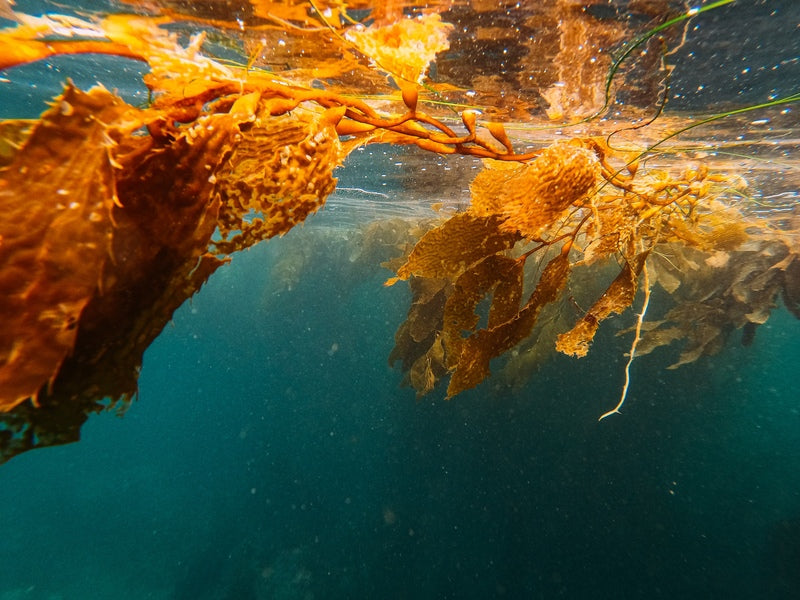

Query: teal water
0;218;799;599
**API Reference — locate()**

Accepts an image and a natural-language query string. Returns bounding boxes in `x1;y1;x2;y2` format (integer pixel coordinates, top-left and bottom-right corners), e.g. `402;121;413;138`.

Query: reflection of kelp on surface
113;0;679;121
437;0;685;120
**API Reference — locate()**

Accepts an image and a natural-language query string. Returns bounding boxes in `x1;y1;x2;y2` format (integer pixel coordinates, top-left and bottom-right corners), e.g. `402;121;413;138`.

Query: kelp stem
599;261;651;421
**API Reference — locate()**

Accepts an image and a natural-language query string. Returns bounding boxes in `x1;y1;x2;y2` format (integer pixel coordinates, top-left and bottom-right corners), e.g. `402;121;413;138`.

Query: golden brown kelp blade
386;213;519;285
447;247;571;398
470;140;599;239
441;254;524;371
0;85;132;412
556;251;649;358
0;83;233;458
212;106;341;253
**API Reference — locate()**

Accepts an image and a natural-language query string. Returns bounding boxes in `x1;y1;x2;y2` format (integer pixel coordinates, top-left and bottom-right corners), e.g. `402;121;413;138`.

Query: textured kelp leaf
407;279;450;343
212;108;341;253
442;254;523;369
387;213;519;284
556;252;648;358
470;141;599;239
0;81;254;458
0;84;133;411
447;250;571;397
114;116;235;258
79;105;241;398
488;258;525;328
0;80;242;416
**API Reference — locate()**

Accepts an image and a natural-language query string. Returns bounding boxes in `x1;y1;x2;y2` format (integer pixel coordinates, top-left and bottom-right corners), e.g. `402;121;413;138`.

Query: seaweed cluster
0;0;797;461
0;5;545;459
386;135;799;401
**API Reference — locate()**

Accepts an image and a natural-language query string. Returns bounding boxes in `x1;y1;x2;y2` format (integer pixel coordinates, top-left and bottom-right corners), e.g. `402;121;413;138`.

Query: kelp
385;214;519;284
446;248;571;397
0;12;371;459
556;250;648;358
0;0;797;460
0;85;127;411
469;140;600;239
0;3;541;459
386;140;797;398
212;104;341;253
0;83;239;457
628;241;800;368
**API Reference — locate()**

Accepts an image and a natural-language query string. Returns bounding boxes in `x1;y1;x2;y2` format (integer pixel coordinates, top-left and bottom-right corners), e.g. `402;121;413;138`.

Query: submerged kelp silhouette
0;0;797;461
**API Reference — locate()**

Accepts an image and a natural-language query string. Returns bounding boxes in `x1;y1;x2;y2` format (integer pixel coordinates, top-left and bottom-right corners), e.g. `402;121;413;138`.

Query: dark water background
2;0;800;598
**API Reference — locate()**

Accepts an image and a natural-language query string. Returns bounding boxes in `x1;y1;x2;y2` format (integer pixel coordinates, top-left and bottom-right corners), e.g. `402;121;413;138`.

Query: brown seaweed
0;0;796;462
